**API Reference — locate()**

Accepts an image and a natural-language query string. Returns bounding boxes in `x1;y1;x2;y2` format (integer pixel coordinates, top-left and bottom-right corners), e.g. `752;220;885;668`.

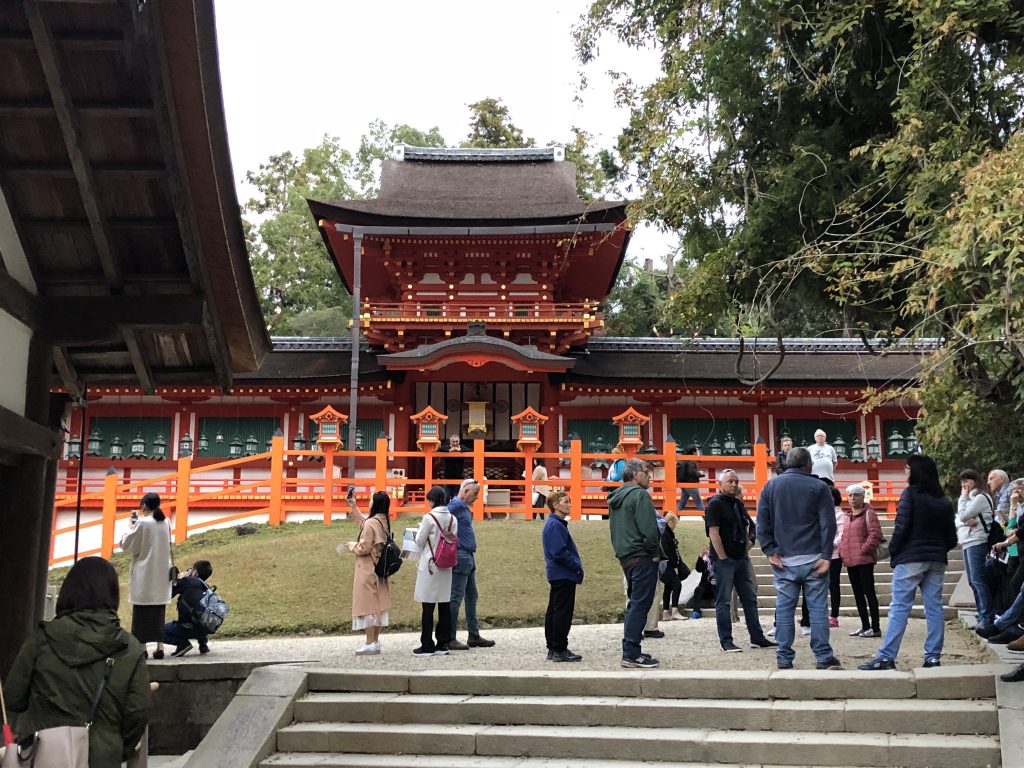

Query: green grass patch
49;519;709;638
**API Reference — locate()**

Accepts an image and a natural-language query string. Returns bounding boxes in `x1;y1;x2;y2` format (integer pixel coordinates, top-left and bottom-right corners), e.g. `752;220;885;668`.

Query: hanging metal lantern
866;437;882;461
152;434;167;460
355;428;364;451
244;434;259;456
905;431;918;455
197;433;209;453
739;438;753;456
709;438;722;456
723;432;737;455
292;427;306;451
67;433;82;459
178;433;193;457
109;436;123;459
229;433;243;457
887;429;906;458
850;438;865;463
833;435;847;460
215;430;225;444
129;432;147;459
86;428;103;456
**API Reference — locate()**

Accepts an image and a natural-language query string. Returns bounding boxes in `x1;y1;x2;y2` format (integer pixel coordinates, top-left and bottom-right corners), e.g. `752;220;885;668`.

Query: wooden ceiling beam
122;328;155;394
40;293;206;344
0;31;127;50
20;217;178;232
0;100;153;117
0;403;60;460
0;266;42;330
51;345;83;400
4;162;165;179
25;0;122;292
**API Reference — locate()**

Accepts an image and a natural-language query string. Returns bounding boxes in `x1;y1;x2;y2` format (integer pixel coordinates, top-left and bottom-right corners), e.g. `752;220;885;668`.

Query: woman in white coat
120;492;172;659
413;485;458;656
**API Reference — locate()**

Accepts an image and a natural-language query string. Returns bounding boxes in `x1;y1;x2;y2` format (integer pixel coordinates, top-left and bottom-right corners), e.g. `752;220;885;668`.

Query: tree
602;261;670;336
576;0;1024;339
462;97;532;148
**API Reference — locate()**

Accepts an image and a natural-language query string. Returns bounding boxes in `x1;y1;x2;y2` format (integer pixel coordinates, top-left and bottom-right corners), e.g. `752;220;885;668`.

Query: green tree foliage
576;0;1024;340
602;261;669;336
462;97;533;148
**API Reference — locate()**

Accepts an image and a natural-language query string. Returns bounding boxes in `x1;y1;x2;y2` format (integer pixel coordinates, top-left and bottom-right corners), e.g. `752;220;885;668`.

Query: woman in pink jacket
839;483;884;637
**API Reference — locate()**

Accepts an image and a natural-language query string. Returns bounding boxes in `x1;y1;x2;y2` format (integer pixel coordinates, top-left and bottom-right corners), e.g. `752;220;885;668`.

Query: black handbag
979;495;1007;549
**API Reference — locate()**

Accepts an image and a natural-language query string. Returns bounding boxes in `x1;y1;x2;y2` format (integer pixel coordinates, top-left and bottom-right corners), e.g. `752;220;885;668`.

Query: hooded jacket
6;609;150;767
607;483;660;563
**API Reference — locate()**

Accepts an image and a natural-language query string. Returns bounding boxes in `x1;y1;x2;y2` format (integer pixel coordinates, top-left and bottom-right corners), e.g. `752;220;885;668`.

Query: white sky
212;0;675;263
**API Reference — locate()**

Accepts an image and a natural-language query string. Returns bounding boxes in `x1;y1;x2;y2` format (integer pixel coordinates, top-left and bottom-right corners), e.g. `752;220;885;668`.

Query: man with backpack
676;444;706;512
446;479;496;651
166;560;216;657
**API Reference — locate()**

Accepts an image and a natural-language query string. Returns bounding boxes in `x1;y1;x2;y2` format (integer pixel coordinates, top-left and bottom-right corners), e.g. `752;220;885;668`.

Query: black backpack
373;516;403;579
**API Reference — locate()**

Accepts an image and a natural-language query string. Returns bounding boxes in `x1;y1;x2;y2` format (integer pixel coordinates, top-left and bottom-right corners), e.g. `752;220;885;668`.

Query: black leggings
662;565;683;610
800;558;844;624
847;563;880;633
419;601;452;652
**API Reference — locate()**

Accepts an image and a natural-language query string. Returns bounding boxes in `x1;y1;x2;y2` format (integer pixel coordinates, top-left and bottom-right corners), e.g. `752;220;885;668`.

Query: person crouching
542;492;584;662
165;560;214;657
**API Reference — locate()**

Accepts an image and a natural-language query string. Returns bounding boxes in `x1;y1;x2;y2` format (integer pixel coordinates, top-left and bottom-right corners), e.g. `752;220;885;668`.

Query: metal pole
73;382;88;562
346;232;362;481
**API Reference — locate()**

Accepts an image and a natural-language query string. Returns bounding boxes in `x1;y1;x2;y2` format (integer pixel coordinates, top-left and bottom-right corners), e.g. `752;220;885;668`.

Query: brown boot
1008;634;1024;654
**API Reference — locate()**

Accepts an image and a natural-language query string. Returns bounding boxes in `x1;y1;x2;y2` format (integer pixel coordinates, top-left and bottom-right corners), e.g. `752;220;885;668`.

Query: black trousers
662;565;683;610
420;601;452;652
801;558;843;624
847;563;881;632
544;580;576;652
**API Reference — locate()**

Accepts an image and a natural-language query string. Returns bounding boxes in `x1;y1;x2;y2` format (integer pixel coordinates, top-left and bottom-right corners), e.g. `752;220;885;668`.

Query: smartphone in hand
346;486;355;500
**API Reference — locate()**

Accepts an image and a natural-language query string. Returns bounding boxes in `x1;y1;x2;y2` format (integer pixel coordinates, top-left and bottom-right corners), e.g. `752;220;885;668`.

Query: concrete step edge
260;756;885;768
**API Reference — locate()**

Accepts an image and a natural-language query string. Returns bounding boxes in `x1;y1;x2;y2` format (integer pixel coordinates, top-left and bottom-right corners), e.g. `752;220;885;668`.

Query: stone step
749;581;958;595
755;605;960;619
754;595;957;610
747;550;965;563
260;756;895;768
292;692;999;735
273;723;1001;768
751;565;964;577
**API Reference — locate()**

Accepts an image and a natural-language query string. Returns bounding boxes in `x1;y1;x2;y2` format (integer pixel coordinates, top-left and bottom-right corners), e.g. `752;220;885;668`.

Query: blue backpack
190;581;230;634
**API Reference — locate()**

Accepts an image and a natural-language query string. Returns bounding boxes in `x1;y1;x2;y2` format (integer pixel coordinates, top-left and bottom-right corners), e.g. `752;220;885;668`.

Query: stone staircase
748;521;964;619
236;668;1001;768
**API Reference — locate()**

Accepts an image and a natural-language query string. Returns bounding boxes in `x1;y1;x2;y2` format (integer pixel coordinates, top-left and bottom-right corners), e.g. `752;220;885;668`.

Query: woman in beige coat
119;492;172;659
343;491;393;656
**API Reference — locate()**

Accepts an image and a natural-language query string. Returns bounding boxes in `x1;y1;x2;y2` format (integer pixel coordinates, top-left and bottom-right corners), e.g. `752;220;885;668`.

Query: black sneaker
816;656;842;670
1001;663;1024;683
412;646;436;657
777;661;794;670
975;623;1000;639
198;644;210;655
467;634;496;648
546;650;555;661
169;644;193;658
643;629;666;639
550;649;583;662
446;639;470;651
621;655;660;668
989;630;1018;645
923;657;941;668
858;656;896;671
751;638;778;649
721;642;743;653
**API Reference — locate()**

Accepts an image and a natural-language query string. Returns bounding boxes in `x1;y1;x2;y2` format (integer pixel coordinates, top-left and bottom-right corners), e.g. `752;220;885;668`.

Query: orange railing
50;439;905;566
362;301;596;326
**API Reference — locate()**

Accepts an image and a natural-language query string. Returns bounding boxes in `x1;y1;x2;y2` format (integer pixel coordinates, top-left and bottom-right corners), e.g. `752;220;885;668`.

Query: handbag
1;658;113;768
865;508;889;561
978;495;1007;549
168;521;179;583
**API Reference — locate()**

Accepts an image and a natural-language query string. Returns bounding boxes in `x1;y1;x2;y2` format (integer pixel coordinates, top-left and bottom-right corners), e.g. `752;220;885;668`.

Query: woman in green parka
6;556;151;767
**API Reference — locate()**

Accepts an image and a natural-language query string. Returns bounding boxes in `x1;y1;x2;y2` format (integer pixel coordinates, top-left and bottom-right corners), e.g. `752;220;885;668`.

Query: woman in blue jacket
542;491;584;662
860;454;957;670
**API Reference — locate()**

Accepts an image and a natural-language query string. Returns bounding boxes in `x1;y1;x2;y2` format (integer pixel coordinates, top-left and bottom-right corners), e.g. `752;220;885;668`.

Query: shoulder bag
978;494;1006;549
865;508;889;561
2;658;114;768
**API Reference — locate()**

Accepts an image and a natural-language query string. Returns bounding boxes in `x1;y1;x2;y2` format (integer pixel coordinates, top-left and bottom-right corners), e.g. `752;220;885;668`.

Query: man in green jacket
608;458;662;668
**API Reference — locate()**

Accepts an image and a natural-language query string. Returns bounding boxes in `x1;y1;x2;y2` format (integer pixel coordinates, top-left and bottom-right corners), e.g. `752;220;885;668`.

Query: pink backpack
426;512;458;572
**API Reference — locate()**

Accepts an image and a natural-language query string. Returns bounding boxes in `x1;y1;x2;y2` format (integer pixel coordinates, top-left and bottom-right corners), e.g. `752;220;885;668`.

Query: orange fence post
662;441;677;514
422;446;435;499
753;442;769;501
323;445;335;525
472;438;485;521
522;446;535;519
375;438;390;516
569;439;583;521
175;454;192;543
100;470;118;558
269;434;284;526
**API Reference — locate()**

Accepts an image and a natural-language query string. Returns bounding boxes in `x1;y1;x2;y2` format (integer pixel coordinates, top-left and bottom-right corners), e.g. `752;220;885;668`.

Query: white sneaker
801;627;812;637
766;626;776;638
355;642;381;656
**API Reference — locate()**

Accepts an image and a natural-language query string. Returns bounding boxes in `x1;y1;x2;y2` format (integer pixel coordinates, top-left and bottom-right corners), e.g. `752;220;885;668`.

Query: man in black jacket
705;470;774;653
165;560;214;657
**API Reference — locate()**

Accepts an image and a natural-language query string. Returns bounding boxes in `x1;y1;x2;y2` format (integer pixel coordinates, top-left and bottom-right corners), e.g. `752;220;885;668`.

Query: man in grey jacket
757;447;840;670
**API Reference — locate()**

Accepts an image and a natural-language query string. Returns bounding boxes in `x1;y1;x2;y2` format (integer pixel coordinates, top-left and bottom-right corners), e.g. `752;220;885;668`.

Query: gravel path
171;616;993;672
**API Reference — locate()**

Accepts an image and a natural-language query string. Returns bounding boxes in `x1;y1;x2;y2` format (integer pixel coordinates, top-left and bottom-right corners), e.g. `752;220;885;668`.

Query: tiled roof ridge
395;145;561;163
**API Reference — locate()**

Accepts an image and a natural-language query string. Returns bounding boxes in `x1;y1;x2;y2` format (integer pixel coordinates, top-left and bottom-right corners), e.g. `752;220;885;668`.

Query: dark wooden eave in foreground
0;0;269;397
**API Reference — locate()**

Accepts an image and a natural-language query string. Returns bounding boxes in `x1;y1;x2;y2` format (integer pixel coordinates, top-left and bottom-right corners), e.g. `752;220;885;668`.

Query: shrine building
53;146;931;559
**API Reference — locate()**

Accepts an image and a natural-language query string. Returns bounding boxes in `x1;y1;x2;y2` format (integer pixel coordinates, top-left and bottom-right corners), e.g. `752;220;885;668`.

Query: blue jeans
994;584;1024;634
712;553;766;648
677;488;705;512
878;561;946;662
772;561;833;665
963;543;994;625
622;557;658;659
449;550;479;639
